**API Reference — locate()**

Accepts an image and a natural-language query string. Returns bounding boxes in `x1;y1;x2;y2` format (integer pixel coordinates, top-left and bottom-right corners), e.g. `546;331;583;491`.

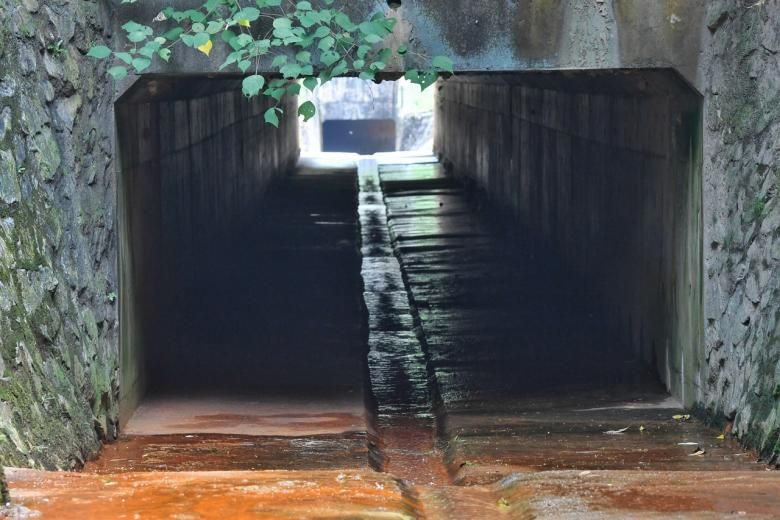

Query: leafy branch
89;0;453;126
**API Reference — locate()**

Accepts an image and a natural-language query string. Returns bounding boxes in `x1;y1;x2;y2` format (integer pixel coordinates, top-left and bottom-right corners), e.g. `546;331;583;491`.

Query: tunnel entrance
115;70;702;432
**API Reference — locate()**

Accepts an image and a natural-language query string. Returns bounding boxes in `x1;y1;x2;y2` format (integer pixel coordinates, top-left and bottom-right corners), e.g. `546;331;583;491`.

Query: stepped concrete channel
4;153;779;518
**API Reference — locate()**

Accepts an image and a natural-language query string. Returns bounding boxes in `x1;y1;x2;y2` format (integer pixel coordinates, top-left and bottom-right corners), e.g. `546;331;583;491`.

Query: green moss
751;198;767;221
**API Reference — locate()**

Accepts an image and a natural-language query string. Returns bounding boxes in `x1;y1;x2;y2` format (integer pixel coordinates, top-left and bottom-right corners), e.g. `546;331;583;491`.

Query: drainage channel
357;157;450;490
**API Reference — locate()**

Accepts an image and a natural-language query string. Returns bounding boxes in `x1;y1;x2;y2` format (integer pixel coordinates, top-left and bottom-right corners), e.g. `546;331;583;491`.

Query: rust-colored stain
167;412;364;431
83;432;369;474
5;468;417;520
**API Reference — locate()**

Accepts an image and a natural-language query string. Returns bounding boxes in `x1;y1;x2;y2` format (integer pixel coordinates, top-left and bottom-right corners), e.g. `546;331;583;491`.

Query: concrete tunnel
115;69;702;428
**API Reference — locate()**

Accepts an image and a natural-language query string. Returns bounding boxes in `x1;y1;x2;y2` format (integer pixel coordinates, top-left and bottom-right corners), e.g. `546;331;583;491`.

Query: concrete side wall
117;0;706;89
435;72;703;405
116;83;298;425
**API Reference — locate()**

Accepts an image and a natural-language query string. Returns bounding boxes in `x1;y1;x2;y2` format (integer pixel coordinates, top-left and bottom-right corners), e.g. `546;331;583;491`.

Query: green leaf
158;48;172;62
238;59;252;72
280;63;302;78
298;101;316;121
296;51;311;63
288;83;302;95
297;1;312;10
163;27;185;41
331;59;348;77
115;52;133;65
320;50;339;66
206;21;225;34
192;33;210;47
236;7;261;22
358;21;387;36
397;44;408;55
273;17;292;29
271;55;287;67
242;74;266;97
132;57;151;72
233;34;254;49
313;26;330;39
264;107;280;127
357;45;371;59
270;88;286;100
432;55;454;73
128;31;148;43
334;12;355;31
108;66;128;79
318;36;335;51
121;21;147;34
298;12;318;28
133;58;152;72
303;77;318;91
406;69;438;90
87;45;111;59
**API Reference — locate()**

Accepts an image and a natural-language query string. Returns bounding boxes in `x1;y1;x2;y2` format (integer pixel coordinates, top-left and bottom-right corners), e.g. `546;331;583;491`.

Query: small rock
18;45;37;75
0;106;11;142
21;0;39;13
43;52;63;80
53;94;82;132
0;149;21;205
0;78;16;98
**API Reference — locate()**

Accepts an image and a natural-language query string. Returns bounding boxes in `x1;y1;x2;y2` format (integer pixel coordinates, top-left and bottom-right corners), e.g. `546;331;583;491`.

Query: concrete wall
435;71;703;405
115;79;298;425
117;0;707;89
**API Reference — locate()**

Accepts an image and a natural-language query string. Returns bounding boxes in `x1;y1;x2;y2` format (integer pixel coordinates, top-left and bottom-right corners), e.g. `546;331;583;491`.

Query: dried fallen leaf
672;414;691;421
716;434;726;440
689;448;706;456
639;425;646;432
678;442;699;446
497;497;511;511
604;426;630;435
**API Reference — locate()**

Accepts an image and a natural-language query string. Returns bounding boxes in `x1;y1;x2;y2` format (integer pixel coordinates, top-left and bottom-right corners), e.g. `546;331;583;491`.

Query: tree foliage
90;0;454;126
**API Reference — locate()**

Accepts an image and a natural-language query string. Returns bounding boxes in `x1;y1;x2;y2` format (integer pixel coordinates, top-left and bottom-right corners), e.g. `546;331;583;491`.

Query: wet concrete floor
5;154;779;519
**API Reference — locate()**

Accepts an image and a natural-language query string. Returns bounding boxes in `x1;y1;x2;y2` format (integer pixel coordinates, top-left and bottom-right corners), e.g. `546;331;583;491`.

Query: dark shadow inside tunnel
115;70;703;428
432;69;703;405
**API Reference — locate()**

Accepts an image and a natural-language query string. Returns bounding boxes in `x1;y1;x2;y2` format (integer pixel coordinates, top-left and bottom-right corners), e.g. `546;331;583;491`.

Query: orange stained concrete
4;468;417;520
123;397;366;437
7;467;780;519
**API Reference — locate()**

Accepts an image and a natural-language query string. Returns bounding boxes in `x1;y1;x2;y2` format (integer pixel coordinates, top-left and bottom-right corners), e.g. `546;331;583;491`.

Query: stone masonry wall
0;0;119;469
699;0;780;461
